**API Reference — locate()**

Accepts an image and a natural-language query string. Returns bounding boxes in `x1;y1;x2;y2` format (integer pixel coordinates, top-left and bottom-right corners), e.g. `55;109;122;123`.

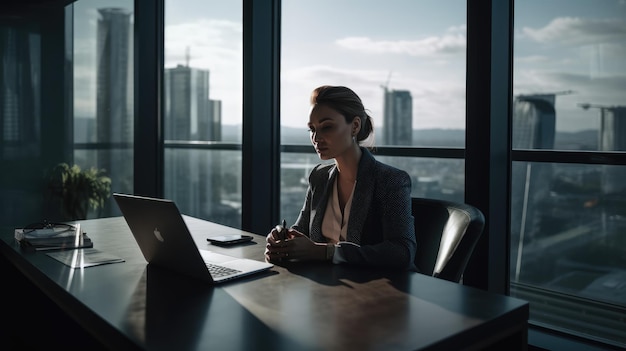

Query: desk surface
1;216;528;351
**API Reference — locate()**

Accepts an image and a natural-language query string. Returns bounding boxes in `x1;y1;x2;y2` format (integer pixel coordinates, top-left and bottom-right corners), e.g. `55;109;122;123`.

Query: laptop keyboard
206;263;242;278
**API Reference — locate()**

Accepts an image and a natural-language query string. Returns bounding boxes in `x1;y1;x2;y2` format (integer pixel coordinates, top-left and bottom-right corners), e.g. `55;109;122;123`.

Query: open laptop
113;193;272;283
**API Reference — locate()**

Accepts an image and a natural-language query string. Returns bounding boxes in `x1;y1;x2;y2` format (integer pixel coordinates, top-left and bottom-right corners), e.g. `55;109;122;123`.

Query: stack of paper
46;248;124;268
14;223;93;251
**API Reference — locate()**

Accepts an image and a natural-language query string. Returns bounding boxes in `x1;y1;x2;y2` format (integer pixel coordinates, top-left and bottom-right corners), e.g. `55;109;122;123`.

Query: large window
0;0;134;226
511;1;626;347
163;1;243;228
280;0;467;224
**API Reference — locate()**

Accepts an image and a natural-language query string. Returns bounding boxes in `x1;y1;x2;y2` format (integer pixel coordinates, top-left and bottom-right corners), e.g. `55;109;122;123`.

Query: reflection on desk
0;216;529;351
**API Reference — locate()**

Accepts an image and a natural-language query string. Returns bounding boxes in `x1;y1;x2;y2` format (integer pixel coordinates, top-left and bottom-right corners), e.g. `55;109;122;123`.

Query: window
163;0;243;228
280;0;467;224
511;1;626;347
0;0;134;224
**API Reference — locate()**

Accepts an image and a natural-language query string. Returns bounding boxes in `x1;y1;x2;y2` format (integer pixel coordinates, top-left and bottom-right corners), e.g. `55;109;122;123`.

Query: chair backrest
412;197;485;283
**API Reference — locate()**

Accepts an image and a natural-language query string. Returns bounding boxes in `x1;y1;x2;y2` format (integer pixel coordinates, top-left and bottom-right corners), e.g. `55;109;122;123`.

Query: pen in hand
275;219;287;240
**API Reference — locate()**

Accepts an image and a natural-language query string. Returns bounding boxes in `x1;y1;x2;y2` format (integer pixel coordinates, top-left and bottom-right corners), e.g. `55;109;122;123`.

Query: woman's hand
265;228;325;262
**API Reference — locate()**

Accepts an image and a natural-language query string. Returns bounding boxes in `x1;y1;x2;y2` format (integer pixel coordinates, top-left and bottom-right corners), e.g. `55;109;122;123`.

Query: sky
73;0;626;133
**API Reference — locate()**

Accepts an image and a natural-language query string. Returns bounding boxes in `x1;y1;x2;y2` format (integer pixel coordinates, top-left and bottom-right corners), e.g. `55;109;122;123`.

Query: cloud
522;17;626;46
164;19;242;69
335;26;466;57
549;72;626;95
515;55;551;63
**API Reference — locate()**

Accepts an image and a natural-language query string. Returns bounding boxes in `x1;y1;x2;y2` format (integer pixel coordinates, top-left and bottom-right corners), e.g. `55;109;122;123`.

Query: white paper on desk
46;248;125;268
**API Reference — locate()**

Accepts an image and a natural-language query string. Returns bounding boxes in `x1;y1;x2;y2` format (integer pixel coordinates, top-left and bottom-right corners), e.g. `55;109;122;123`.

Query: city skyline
71;1;625;134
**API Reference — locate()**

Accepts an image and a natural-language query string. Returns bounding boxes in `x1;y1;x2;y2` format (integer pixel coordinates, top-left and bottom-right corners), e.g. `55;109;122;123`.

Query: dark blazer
292;147;416;270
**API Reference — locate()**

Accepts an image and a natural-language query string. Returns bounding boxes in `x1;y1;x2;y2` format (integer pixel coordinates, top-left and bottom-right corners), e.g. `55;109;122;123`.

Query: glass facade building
383;89;413;146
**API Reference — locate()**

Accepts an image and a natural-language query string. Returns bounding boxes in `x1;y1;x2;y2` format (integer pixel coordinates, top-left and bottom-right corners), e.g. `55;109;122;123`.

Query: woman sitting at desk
265;85;416;270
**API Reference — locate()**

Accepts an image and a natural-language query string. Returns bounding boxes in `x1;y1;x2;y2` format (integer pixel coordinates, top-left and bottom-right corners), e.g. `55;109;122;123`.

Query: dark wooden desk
1;216;528;350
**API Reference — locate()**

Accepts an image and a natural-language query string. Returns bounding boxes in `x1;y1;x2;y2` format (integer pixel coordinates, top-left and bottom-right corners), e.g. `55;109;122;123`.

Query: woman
265;85;416;270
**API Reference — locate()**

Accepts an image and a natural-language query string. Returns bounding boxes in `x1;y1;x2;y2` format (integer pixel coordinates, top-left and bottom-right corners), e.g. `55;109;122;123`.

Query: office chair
412;197;485;283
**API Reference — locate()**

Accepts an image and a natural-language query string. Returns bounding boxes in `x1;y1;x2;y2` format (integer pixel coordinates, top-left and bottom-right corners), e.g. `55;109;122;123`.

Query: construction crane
515;90;574;105
578;102;624;110
516;90;574;99
380;71;392;93
550;90;574;96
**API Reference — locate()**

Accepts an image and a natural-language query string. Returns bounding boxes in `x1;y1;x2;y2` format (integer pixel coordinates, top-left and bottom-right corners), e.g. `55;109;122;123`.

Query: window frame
134;0;164;197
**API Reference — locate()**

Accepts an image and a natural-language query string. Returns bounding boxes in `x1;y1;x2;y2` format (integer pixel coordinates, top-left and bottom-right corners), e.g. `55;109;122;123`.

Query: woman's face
308;104;358;160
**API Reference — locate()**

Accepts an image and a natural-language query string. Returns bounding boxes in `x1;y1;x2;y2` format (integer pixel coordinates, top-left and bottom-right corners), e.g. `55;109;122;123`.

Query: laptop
113;193;273;283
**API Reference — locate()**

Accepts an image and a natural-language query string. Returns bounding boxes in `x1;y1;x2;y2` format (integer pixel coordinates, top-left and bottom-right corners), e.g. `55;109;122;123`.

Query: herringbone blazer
292;147;416;270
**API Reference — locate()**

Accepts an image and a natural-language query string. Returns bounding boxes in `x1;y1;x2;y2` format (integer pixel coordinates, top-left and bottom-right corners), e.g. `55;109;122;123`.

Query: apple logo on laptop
153;228;165;242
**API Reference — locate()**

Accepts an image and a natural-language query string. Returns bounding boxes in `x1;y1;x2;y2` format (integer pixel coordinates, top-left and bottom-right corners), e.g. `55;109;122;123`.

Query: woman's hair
310;85;374;145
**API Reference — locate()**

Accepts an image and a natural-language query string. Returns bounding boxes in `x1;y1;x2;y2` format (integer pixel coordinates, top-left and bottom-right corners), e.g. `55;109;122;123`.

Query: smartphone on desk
207;234;254;246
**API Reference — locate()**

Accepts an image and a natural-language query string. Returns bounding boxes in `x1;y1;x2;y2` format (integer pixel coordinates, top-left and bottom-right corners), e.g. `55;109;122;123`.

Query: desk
1;216;528;350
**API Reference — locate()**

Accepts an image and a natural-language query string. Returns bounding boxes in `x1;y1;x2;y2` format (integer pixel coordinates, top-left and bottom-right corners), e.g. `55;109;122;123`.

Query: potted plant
46;163;112;220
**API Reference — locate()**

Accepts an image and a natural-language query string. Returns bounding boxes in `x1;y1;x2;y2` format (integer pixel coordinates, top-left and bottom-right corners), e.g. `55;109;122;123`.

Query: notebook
113;193;273;283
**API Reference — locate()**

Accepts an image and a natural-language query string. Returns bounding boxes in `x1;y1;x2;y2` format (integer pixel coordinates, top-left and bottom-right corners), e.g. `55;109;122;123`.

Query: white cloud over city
335;28;466;57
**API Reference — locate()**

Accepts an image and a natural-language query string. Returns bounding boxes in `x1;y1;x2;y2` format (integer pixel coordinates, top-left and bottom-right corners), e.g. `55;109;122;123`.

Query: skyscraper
510;94;556;280
512;94;556;150
164;64;222;219
383;89;413;146
0;24;44;225
95;8;133;209
598;107;626;152
597;107;626;208
1;26;40;160
165;64;219;140
199;99;222;141
96;8;133;143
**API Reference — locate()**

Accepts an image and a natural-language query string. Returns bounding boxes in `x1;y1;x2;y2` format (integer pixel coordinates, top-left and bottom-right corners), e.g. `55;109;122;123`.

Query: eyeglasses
22;221;77;238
